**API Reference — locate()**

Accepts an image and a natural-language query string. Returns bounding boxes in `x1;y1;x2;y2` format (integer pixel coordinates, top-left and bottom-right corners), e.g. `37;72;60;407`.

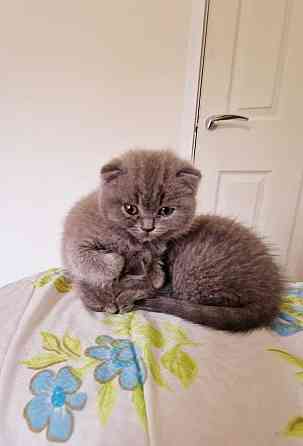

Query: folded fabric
0;268;303;445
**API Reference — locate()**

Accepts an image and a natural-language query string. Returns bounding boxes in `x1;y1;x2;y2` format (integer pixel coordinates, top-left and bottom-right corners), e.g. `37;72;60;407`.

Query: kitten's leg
140;249;166;289
67;245;126;312
149;260;166;289
115;257;167;312
68;243;125;288
115;289;148;313
76;280;118;313
114;274;154;313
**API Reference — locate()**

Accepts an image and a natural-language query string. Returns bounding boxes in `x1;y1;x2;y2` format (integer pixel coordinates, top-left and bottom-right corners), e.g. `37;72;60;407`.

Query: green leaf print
132;385;148;431
22;330;86;369
21;352;67;369
161;345;198;388
33;268;72;293
63;332;82;357
143;346;168;388
295;371;303;381
284;417;303;437
97;381;118;426
163;321;200;347
269;347;303;437
283;295;303;306
33;268;59;288
103;313;135;336
137;323;165;349
268;349;303;369
54;275;72;293
163;322;189;343
41;331;61;353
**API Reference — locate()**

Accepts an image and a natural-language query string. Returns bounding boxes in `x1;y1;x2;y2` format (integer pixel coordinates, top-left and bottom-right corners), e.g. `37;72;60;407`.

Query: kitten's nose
143;227;154;233
141;218;155;233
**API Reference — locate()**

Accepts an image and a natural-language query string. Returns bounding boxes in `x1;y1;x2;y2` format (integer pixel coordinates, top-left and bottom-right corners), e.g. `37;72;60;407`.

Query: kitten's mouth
140;233;152;242
129;229;156;243
143;235;152;241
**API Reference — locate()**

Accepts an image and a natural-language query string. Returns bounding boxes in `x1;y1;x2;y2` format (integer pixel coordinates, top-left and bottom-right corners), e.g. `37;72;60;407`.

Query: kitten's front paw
77;281;117;313
104;303;118;314
150;261;166;289
100;252;125;284
85;298;118;314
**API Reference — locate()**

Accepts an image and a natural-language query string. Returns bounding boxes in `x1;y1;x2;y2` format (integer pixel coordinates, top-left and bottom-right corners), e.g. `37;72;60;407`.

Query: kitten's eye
158;207;175;217
123;203;139;216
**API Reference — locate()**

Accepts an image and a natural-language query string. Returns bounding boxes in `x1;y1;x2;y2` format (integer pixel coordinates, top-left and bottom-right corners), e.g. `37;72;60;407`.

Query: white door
195;0;303;280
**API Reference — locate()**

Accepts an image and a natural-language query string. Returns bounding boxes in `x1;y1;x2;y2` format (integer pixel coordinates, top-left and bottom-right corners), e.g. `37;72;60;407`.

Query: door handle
205;114;249;130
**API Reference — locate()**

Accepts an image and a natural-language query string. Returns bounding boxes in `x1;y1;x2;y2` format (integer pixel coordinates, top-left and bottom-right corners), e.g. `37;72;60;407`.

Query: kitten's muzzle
140;218;155;233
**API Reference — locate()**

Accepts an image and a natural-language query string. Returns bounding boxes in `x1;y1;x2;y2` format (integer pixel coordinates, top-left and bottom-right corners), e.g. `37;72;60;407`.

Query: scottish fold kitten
62;150;194;313
62;149;283;331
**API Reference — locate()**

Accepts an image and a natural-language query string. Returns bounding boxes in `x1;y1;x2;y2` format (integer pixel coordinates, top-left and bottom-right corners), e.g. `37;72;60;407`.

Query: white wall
0;1;194;286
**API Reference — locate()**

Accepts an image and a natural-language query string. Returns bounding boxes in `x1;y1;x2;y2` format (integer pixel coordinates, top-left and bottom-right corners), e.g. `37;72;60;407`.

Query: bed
1;268;303;445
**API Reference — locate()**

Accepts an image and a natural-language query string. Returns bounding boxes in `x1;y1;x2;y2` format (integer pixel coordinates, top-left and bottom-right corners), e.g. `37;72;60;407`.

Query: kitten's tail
135;291;279;332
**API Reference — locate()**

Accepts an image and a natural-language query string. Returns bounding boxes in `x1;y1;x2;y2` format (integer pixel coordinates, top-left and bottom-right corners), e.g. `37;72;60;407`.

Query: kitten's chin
134;233;155;243
129;222;192;243
128;229;160;244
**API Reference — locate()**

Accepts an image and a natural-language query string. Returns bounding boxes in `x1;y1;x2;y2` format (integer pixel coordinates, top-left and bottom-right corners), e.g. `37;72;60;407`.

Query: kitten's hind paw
115;290;146;314
119;303;134;314
104;303;118;314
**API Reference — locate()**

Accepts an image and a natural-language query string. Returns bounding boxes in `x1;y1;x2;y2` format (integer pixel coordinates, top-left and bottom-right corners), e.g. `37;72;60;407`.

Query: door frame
179;0;210;162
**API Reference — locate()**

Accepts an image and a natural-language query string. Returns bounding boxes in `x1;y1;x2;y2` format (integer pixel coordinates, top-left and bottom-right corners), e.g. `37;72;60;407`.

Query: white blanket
1;268;303;445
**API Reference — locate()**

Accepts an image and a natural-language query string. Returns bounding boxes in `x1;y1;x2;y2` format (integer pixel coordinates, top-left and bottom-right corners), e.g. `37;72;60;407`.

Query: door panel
214;170;270;229
230;0;289;113
196;0;303;279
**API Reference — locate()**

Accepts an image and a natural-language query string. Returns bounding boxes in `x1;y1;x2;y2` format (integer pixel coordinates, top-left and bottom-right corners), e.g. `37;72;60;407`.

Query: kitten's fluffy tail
135;290;279;332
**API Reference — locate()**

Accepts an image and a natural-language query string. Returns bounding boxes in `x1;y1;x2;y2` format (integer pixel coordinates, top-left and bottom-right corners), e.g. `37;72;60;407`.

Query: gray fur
62;149;284;331
136;215;284;331
62;149;199;313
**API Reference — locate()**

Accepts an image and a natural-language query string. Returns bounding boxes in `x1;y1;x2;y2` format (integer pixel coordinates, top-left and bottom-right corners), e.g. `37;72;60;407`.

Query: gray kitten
62;149;195;313
62;149;283;331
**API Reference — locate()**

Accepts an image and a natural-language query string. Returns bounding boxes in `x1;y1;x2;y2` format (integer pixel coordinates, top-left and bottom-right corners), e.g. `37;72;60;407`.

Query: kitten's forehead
102;149;200;210
121;150;184;206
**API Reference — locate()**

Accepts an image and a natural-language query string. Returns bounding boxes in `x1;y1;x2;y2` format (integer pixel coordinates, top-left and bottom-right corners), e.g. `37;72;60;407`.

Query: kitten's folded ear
100;159;126;183
176;165;202;192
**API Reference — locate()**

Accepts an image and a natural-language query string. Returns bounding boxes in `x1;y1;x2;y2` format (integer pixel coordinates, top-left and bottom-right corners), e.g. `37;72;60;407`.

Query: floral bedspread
0;269;303;445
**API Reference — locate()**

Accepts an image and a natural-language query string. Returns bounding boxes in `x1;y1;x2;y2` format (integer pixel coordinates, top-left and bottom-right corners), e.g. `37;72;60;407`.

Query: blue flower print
271;315;303;336
24;367;87;442
85;335;147;390
271;283;303;336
